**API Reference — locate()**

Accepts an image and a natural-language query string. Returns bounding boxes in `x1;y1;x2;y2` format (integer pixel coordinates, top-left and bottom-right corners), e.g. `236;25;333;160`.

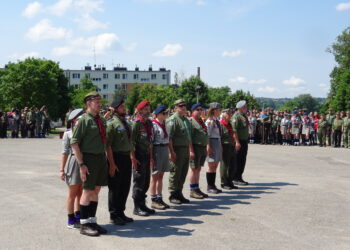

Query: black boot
133;201;149;217
169;192;182;204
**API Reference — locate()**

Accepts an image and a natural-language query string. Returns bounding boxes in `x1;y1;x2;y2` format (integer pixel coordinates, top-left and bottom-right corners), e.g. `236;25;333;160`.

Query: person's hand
189;150;195;160
170;152;177;163
80;165;90;182
235;142;241;151
131;157;140;170
60;170;65;181
207;147;213;157
109;163;118;177
150;158;155;171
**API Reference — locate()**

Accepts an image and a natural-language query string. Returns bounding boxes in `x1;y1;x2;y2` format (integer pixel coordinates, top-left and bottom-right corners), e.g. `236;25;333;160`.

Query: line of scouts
60;91;250;237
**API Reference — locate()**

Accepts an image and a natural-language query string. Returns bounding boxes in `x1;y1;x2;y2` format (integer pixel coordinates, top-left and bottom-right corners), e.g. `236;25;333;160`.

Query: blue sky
0;0;349;98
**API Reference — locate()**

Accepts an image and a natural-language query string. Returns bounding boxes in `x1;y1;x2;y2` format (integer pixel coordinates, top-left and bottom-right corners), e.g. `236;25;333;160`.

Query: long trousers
220;144;236;185
333;130;342;147
108;152;132;219
168;146;189;195
233;140;248;181
132;150;150;206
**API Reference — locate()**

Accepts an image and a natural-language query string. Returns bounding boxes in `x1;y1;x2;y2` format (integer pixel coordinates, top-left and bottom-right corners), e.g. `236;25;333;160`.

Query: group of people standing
60;91;250;237
247;108;350;148
0;106;50;138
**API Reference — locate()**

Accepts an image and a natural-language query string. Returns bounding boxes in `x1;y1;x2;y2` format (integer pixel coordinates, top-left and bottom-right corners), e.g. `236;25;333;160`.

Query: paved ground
0;137;349;250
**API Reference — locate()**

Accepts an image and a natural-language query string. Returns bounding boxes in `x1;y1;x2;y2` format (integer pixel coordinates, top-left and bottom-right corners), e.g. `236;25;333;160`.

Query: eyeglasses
178;104;187;108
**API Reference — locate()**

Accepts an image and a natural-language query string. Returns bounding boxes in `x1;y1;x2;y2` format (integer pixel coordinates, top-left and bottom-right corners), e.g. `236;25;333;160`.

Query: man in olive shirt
71;91;108;237
317;114;327;147
343;111;350;148
326;108;335;146
232;100;249;186
188;103;208;199
167;99;194;204
131;100;155;216
106;97;134;225
332;113;342;147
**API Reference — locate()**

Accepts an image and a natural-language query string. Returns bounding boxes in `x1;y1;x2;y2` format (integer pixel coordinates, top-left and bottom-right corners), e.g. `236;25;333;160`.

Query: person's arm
232;116;241;151
106;146;118;177
60;154;68;181
60;132;70;180
168;140;176;163
71;143;89;182
130;122;140;170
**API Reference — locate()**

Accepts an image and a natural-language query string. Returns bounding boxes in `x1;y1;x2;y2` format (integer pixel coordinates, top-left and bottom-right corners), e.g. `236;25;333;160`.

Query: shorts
281;126;288;135
206;138;222;163
64;154;82;186
291;127;300;135
190;144;207;169
82;153;108;190
152;145;170;174
302;127;311;135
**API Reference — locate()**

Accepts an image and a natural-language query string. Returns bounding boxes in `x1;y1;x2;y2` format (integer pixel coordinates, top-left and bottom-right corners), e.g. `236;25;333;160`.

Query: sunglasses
178;104;187;108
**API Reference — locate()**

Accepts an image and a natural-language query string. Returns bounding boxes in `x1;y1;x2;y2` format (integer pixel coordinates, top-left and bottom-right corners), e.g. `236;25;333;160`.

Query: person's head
328;108;333;114
236;100;247;113
67;108;84;129
208;102;222;118
191;103;203;118
221;109;232;120
154;105;168;122
335;113;340;118
111;97;126;116
284;113;288;118
84;91;102;115
347;111;350;117
174;99;187;116
292;110;298;116
136;100;151;117
320;114;325;119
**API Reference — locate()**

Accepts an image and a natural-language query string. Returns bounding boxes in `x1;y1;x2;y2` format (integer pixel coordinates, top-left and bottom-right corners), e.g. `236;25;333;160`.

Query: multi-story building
64;65;171;102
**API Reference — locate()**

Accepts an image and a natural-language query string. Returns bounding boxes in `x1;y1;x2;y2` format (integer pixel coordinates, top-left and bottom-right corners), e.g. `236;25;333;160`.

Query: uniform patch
169;121;174;126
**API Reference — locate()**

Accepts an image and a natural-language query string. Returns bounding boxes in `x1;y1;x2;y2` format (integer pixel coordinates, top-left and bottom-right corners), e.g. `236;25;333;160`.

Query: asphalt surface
0;137;349;250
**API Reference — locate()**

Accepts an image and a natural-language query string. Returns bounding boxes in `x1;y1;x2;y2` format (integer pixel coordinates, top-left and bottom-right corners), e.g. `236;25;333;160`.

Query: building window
103;73;108;79
115;74;120;79
133;74;139;80
115;84;119;89
85;73;90;79
72;73;80;79
122;74;128;79
162;74;167;80
151;74;156;80
103;94;108;99
74;84;79;89
122;84;128;90
103;84;108;90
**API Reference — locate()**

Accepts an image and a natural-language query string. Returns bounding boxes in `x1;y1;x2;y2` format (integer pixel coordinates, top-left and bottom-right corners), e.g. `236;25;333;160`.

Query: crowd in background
0;106;51;138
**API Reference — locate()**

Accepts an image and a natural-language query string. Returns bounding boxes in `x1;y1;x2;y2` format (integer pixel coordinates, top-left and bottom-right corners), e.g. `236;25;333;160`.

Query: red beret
136;100;150;110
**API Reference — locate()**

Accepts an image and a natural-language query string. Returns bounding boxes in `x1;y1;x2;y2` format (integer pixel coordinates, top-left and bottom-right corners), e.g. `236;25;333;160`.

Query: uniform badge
169;121;174;126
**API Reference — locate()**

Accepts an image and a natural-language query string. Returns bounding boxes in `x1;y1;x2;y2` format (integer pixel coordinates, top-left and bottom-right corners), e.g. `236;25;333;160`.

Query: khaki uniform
343;117;350;148
189;117;208;168
167;112;191;195
317;119;327;146
220;120;236;186
71;112;108;190
332;118;343;147
326;113;335;146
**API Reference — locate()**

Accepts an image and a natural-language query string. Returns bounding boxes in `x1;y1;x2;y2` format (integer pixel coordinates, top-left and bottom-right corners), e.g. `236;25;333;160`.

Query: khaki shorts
82;153;108;190
190;144;207;169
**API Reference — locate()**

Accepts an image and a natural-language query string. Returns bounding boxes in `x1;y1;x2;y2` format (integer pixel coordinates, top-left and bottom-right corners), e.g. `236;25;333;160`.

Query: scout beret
293;110;298;114
209;102;221;109
236;100;246;109
111;97;124;108
191;103;202;111
136;100;150;110
84;91;100;103
154;105;167;115
174;99;186;106
68;108;84;121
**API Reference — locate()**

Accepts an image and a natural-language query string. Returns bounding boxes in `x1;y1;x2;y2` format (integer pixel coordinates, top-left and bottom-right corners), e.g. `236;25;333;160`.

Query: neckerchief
94;114;106;144
153;119;168;138
118;115;131;140
192;114;207;133
137;115;152;140
220;119;234;143
214;118;222;136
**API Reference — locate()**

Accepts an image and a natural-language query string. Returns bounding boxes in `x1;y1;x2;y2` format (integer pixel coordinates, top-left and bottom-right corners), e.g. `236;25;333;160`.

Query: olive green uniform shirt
232;112;249;141
326;114;335;128
167;112;191;147
71;113;107;154
107;115;132;153
131;118;152;153
189;117;208;146
318;119;327;129
343;117;350;131
221;121;236;145
332;118;343;131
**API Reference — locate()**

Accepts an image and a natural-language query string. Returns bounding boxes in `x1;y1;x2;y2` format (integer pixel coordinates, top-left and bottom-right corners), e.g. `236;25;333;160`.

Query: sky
0;0;349;98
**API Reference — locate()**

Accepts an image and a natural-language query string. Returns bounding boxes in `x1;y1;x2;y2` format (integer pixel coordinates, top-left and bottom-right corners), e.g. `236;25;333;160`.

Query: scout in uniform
188;103;209;199
248;110;257;143
291;110;301;146
302;113;312;146
131;100;155;216
220;109;238;190
26;108;35;138
60;108;84;229
167;99;193;204
317;114;327;147
106;97;134;225
149;105;171;210
206;102;223;194
342;111;350;148
232;100;249;186
326;108;335;146
280;113;291;145
71;91;108;237
332;113;343;147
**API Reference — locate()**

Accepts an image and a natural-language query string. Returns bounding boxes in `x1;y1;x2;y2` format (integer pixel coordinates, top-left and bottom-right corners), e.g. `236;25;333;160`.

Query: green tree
126;84;141;114
68;77;97;109
225;90;259;110
177;76;209;108
280;94;319;111
208;86;231;107
0;58;70;120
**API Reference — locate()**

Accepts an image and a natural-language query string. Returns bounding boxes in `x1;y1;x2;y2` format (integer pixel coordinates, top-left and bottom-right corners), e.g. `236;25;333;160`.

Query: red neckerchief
220;119;234;143
153;119;168;138
192;114;207;133
94;114;106;144
137;115;152;140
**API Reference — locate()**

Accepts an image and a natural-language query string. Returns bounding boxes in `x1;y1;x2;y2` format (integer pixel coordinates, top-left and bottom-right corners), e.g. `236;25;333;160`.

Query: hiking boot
119;213;134;223
190;189;204;199
178;193;190;203
91;223;107;234
169;194;182;205
207;185;222;194
110;216;126;226
158;198;170;209
151;199;166;210
133;207;149;216
80;223;99;237
197;189;209;198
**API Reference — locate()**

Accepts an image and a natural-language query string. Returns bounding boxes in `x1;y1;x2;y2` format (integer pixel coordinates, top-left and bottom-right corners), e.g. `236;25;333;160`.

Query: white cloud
257;86;278;93
153;43;183;57
287;86;309;93
229;76;266;84
73;0;104;15
9;52;40;60
74;13;108;31
336;2;350;11
25;19;71;42
48;0;73;16
52;33;119;56
222;50;243;58
319;83;329;92
22;2;42;18
283;76;305;86
125;42;138;52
